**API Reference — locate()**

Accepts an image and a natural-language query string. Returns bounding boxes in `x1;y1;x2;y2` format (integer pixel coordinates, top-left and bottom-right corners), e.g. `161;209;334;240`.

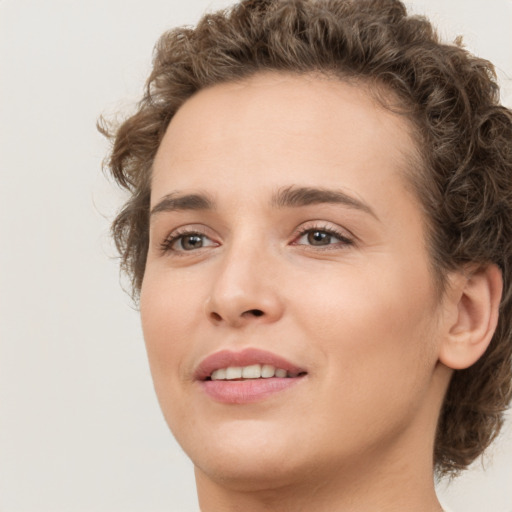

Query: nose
204;242;284;328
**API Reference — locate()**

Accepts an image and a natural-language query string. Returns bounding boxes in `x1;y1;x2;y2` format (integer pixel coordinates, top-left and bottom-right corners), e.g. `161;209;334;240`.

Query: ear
439;264;503;370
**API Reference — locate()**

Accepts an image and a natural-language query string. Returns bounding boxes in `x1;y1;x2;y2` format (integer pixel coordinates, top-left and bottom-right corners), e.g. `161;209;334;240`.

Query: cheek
291;266;440;450
293;260;439;389
139;272;200;386
139;276;204;438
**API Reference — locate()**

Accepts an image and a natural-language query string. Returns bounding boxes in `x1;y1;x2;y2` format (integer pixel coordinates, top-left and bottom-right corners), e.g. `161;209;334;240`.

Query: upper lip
194;348;306;381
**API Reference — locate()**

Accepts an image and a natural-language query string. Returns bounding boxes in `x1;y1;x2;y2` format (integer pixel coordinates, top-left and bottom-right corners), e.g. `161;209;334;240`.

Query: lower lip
200;377;304;404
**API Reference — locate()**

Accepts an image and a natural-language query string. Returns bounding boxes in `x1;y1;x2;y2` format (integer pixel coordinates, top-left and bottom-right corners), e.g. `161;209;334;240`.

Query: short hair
100;0;512;476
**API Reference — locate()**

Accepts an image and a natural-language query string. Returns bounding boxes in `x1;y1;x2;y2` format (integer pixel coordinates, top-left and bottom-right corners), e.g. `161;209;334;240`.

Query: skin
141;72;457;511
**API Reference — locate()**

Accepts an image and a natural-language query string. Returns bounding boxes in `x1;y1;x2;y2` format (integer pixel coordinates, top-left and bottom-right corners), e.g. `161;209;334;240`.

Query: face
141;73;447;489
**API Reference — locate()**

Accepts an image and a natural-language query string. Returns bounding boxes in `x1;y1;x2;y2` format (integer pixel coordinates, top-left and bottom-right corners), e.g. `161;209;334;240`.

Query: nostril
246;309;264;317
207;308;265;324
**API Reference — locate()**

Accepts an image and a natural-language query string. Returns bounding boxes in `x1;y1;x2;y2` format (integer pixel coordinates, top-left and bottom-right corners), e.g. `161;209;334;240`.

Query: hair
100;0;512;477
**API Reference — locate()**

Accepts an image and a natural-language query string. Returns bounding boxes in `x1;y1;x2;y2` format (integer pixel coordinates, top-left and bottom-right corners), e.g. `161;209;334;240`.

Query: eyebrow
150;192;215;216
150;186;377;219
271;186;377;219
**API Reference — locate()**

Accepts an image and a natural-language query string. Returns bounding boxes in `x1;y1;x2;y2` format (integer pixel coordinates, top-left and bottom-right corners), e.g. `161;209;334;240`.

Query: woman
101;0;512;510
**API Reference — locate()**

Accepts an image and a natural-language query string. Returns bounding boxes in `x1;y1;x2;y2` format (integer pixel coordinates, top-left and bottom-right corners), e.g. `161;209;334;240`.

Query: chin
174;419;310;489
195;452;308;493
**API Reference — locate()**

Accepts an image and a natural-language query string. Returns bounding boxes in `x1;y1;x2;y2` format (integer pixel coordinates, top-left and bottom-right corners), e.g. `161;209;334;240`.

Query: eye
301;230;334;246
293;227;353;248
161;231;218;253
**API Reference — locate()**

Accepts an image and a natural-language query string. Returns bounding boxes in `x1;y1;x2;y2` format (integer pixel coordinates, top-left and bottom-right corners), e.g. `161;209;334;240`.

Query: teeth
242;364;262;379
225;366;243;379
211;368;226;380
210;364;296;380
261;364;276;378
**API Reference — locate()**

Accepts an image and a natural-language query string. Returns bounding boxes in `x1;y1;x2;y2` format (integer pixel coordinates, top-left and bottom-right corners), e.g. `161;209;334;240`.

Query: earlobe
439;264;503;370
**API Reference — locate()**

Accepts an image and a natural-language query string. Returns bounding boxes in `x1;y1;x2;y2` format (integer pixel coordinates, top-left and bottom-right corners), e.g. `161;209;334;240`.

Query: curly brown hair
100;0;512;477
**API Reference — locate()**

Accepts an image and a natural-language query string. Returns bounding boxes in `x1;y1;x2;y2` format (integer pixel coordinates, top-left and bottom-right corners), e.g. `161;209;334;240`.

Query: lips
194;348;306;381
194;348;307;404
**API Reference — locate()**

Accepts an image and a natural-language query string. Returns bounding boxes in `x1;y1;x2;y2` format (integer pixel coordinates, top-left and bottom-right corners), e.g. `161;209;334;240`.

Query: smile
208;364;305;380
195;348;308;404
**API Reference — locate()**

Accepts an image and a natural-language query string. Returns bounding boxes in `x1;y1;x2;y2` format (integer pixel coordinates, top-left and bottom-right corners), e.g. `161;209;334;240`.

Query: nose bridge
206;230;282;326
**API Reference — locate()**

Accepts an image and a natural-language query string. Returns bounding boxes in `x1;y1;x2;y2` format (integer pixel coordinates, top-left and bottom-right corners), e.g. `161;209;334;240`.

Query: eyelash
292;224;354;249
159;224;354;255
159;227;215;254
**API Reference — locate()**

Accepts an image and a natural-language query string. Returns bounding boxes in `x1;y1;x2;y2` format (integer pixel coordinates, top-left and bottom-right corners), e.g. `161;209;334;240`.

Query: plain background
1;1;511;511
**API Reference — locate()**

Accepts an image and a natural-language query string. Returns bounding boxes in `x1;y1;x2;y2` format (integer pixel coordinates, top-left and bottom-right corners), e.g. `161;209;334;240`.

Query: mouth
206;364;307;381
195;348;308;403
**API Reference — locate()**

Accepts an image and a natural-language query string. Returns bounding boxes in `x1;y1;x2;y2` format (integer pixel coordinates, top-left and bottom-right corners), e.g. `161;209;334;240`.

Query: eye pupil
308;230;331;245
182;235;203;250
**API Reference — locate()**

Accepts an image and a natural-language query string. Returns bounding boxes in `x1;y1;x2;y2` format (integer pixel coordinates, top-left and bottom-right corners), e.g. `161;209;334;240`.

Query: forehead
152;72;420;204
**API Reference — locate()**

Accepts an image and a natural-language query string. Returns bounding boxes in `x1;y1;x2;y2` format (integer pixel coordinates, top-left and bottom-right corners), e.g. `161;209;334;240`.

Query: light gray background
1;1;511;511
